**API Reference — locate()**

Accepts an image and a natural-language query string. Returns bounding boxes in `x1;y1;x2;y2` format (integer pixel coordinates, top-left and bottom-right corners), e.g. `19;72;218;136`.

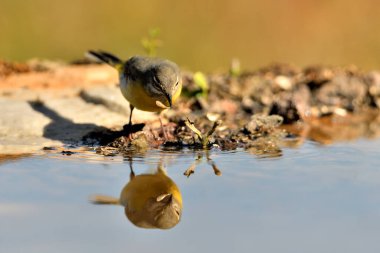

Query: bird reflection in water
91;161;182;229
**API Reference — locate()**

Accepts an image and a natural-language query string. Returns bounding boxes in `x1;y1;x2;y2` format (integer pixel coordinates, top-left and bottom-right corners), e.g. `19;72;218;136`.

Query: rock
303;66;335;89
244;115;283;135
268;86;311;124
274;75;293;90
366;71;380;108
0;99;61;154
315;74;368;111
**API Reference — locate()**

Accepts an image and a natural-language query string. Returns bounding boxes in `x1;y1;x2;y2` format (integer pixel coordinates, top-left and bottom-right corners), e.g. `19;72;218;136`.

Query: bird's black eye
153;75;160;85
175;81;179;87
152;75;162;91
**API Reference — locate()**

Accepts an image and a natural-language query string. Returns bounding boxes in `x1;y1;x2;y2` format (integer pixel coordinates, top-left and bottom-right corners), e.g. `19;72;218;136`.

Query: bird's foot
122;123;145;135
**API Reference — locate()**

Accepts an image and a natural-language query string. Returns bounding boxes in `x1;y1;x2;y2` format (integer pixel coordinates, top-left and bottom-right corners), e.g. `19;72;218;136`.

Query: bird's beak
164;92;172;107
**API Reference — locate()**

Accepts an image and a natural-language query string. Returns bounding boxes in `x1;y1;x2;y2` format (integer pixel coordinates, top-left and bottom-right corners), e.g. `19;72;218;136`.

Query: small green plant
229;58;241;77
141;28;162;57
193;71;209;98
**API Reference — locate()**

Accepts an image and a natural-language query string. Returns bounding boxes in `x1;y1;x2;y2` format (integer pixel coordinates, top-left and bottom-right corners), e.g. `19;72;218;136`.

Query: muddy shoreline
85;63;380;156
1;60;380;156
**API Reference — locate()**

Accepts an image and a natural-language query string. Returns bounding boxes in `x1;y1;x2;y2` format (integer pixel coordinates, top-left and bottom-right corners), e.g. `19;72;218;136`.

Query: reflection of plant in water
184;150;221;178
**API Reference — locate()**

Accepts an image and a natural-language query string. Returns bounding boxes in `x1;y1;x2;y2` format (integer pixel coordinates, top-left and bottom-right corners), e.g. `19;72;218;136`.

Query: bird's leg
129;158;135;180
123;104;135;141
159;116;169;142
128;104;135;127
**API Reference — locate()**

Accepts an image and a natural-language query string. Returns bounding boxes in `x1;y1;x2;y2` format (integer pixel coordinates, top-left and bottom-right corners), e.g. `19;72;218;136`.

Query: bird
90;163;183;229
86;50;182;127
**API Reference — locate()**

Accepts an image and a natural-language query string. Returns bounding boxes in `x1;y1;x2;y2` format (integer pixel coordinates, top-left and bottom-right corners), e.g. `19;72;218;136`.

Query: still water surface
0;139;379;253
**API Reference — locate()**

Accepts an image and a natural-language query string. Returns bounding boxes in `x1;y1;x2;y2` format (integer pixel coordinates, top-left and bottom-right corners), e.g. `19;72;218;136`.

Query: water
1;139;379;253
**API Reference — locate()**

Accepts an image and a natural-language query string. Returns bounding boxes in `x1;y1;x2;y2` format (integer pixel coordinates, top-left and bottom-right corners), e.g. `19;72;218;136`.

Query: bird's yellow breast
119;76;166;112
172;82;182;104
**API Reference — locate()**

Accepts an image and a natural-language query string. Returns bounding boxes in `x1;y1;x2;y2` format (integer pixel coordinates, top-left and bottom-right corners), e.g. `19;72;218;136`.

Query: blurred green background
1;0;380;71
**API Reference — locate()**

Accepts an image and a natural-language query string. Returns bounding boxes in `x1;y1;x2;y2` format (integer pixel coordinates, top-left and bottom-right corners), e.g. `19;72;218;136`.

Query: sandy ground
0;63;156;154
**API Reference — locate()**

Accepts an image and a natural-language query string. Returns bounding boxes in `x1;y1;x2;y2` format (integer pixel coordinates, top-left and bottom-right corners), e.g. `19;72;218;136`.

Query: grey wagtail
87;50;182;126
90;163;183;229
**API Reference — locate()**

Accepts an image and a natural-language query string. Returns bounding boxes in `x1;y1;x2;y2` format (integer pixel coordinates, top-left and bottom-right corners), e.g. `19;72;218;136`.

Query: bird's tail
89;195;120;205
86;50;124;72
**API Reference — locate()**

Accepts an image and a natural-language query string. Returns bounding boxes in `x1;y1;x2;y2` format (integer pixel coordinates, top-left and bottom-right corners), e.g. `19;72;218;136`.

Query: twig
185;118;222;148
184;118;203;141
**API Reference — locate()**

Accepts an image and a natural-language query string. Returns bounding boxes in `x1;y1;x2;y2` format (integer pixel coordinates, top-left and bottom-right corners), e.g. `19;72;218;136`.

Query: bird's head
149;60;182;109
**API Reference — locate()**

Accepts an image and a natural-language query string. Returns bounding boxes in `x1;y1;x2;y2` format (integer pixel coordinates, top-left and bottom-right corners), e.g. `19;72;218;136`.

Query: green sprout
193;71;209;98
229;58;241;77
141;28;162;57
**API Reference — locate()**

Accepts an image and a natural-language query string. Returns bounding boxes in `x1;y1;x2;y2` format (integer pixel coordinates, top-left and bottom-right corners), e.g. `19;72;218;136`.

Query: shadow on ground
28;101;144;145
